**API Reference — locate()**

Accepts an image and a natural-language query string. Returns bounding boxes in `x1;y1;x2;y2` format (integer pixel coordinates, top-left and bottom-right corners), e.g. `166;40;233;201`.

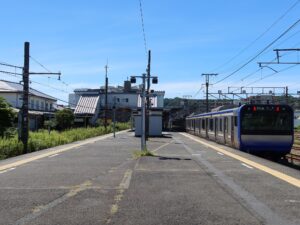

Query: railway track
283;131;300;166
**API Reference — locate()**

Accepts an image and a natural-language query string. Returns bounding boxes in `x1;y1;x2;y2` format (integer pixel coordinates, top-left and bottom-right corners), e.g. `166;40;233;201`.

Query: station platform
0;131;299;225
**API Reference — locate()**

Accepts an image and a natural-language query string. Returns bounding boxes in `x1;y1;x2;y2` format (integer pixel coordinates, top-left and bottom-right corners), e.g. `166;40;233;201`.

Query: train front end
239;104;293;157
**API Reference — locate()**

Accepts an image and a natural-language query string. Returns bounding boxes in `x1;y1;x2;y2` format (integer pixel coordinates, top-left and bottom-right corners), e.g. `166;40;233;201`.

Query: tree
44;119;57;134
54;108;74;130
0;97;16;137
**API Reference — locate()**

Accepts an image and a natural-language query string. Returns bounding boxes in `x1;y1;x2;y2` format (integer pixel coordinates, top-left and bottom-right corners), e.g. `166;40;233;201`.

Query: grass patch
133;150;155;159
0;123;130;160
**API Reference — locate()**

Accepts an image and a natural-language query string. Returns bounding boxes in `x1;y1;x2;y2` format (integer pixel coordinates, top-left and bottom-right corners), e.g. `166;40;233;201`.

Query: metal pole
21;42;30;153
205;80;209;113
202;73;218;113
113;97;116;138
141;73;146;151
146;50;151;140
104;64;108;129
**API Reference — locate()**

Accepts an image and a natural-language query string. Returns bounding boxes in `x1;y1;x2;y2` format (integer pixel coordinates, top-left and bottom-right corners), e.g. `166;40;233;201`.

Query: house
0;80;57;130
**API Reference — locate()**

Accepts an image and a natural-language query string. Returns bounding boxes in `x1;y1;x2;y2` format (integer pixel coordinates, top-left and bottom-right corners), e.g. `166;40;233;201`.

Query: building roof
74;95;99;115
0;80;57;101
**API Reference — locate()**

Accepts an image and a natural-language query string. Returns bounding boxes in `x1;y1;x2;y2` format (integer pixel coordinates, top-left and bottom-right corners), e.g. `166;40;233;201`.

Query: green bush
55;108;74;130
0;122;130;160
0;97;16;137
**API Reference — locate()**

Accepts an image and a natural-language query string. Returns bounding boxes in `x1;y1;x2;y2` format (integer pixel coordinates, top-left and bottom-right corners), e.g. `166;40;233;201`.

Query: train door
214;118;218;141
193;120;196;133
205;118;208;138
231;116;234;145
224;117;227;144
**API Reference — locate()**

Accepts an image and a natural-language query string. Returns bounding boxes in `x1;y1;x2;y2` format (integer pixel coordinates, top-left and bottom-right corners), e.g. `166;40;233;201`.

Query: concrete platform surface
0;131;299;225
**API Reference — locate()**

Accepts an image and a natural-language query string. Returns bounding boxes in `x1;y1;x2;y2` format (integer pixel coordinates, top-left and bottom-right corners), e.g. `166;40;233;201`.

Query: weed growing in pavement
133;149;155;159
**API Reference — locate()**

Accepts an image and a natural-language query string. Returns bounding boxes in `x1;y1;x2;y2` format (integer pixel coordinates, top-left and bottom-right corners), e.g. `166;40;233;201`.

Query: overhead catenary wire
0;62;23;70
210;0;300;74
30;56;52;73
0;70;22;76
243;64;299;88
30;55;71;90
213;18;300;85
138;0;148;54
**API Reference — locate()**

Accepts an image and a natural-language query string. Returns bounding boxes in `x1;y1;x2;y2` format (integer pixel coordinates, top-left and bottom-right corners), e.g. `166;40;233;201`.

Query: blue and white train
186;104;294;157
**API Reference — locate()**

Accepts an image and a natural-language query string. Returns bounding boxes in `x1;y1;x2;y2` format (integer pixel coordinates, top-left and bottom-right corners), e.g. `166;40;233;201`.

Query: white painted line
241;163;253;169
48;154;59;158
181;132;300;188
217;152;224;156
285;199;300;203
192;153;201;156
0;167;16;174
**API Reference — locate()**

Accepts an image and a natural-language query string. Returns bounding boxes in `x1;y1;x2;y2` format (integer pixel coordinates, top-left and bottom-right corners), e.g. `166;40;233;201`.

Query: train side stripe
180;132;300;188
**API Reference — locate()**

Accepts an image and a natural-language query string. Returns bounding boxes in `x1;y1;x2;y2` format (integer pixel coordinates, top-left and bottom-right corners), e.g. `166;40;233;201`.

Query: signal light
130;77;136;83
275;106;280;112
253;106;257;112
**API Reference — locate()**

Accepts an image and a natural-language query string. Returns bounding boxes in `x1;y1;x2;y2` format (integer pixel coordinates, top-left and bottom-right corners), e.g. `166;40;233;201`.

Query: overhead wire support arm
202;73;218;112
213;18;300;85
20;42;62;154
258;48;300;66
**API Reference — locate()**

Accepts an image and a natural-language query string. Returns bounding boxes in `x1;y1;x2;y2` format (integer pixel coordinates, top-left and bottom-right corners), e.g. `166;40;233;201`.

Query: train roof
187;107;238;119
186;103;292;119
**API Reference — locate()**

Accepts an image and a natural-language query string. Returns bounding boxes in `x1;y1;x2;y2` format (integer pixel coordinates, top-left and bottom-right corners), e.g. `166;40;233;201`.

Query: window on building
50;103;53;111
41;101;44;110
46;102;49;111
36;100;39;110
30;99;34;109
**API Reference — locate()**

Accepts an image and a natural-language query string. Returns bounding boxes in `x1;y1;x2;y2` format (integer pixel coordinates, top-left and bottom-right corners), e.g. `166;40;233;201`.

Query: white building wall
0;92;56;111
0;93;19;107
101;93;139;109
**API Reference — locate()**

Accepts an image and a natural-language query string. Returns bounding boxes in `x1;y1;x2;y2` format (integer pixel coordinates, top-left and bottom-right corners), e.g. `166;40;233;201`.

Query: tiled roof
74;96;99;115
0;80;57;101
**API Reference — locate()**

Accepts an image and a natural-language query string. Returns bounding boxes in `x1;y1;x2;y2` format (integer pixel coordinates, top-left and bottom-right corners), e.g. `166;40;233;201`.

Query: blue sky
0;0;299;103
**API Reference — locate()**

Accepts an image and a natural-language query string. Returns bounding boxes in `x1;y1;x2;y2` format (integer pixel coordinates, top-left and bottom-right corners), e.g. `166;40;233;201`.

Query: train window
234;116;238;126
241;110;292;135
219;119;223;132
209;119;213;131
202;119;205;129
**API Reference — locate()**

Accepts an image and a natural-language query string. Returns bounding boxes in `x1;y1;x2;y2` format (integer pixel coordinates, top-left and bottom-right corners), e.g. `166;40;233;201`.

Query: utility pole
130;73;158;151
141;73;146;150
113;96;116;138
104;64;108;129
21;42;30;154
286;86;289;104
146;50;151;140
20;42;61;153
202;73;218;112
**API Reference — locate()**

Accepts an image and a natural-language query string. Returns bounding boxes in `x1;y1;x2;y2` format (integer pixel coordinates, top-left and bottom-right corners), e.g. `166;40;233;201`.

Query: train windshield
241;105;292;135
